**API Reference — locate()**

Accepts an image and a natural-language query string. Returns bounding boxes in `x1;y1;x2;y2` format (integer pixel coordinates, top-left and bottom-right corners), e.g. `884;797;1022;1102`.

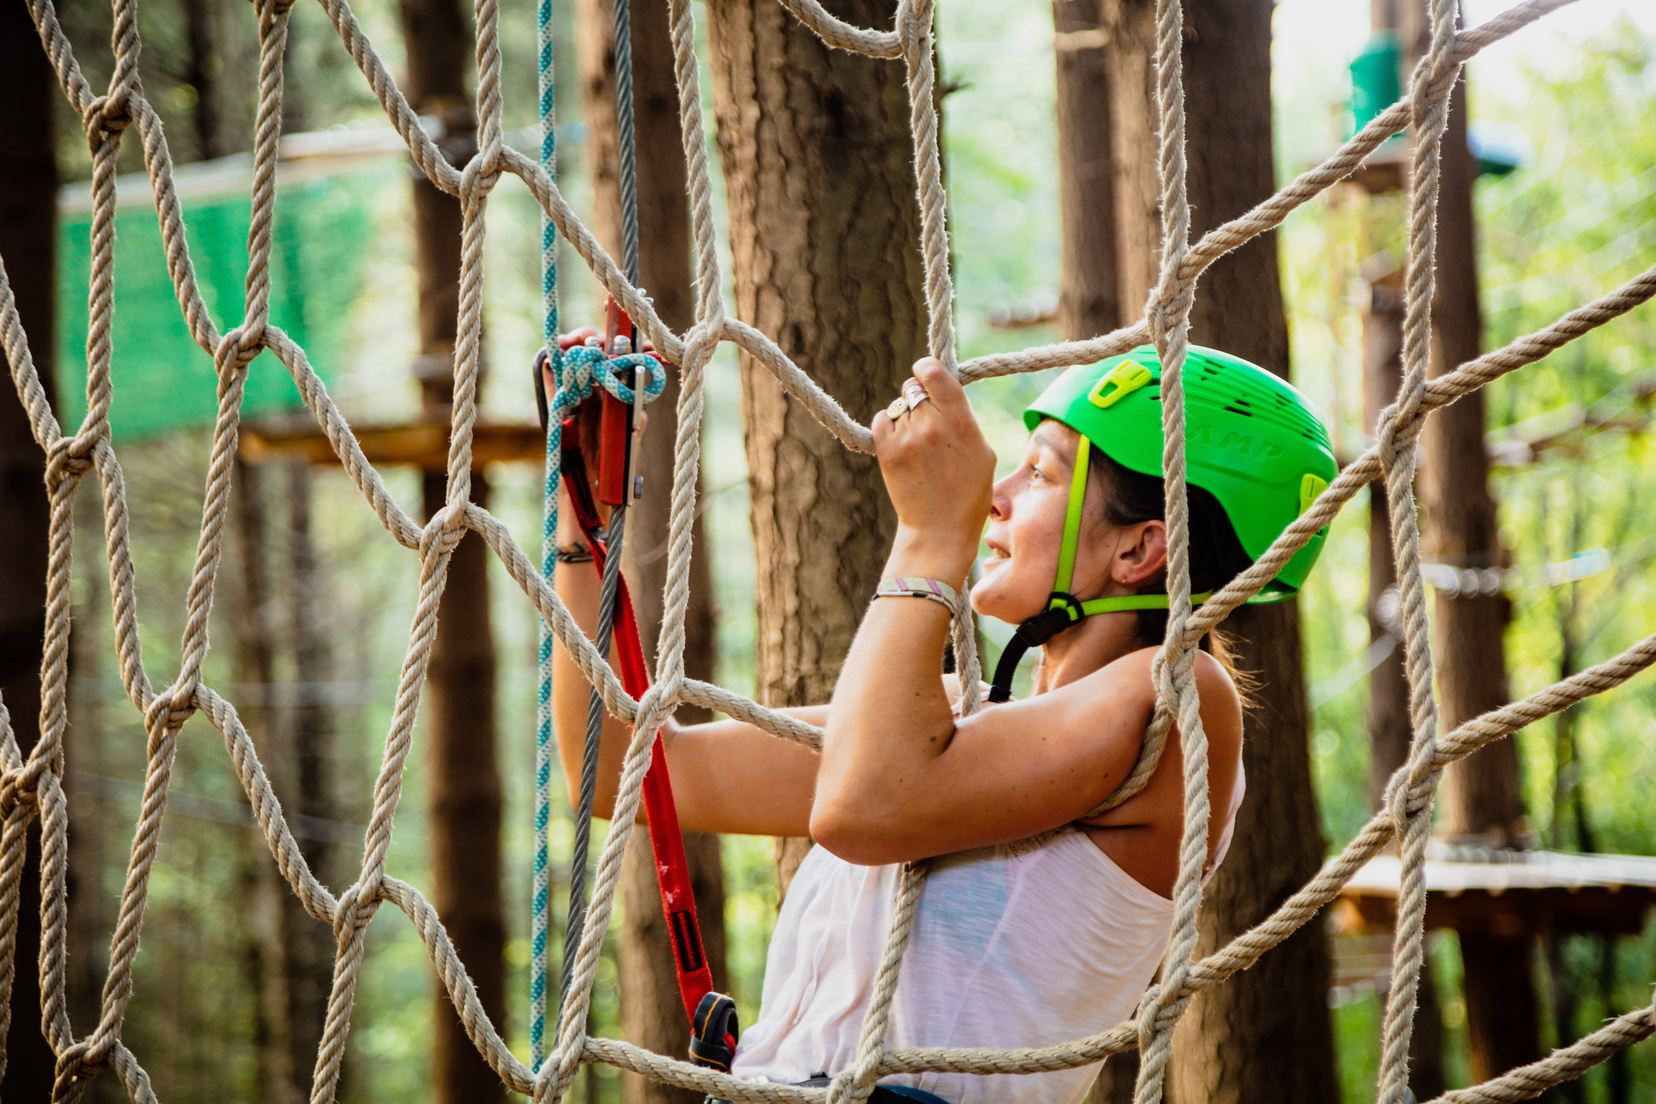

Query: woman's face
974;422;1104;623
973;421;1167;625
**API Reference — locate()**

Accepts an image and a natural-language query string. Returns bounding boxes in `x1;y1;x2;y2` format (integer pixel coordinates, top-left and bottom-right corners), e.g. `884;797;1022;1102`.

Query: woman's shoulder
1081;646;1243;756
1089;644;1239;703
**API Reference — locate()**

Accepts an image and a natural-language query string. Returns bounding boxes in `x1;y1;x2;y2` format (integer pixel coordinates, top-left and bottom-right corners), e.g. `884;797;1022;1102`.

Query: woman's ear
1115;519;1168;587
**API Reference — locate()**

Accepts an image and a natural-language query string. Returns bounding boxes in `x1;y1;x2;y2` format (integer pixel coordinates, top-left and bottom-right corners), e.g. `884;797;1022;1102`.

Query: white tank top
731;830;1176;1104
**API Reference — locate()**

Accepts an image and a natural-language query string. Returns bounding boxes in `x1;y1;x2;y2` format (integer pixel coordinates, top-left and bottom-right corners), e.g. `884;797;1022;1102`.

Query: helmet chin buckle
987;592;1085;704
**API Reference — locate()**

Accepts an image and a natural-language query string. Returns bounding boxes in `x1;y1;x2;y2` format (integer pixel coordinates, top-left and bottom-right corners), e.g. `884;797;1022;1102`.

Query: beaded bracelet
874;577;960;614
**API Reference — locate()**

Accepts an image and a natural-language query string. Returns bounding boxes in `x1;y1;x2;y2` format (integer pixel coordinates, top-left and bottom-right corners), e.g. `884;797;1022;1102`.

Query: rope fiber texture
5;0;1655;1101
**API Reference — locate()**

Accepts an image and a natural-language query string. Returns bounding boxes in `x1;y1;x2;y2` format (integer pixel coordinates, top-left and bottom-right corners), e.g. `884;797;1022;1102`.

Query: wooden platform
241;414;546;472
1335;850;1656;938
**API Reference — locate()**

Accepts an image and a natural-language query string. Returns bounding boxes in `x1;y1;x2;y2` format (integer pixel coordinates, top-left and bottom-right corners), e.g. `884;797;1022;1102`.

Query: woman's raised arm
550;487;822;838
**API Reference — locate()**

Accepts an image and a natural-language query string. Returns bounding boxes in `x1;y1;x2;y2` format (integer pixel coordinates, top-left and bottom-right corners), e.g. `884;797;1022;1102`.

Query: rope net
5;0;1656;1101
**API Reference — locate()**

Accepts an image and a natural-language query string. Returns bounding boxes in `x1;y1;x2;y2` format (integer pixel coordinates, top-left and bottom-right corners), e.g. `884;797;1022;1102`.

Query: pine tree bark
1399;2;1542;1088
0;9;62;1096
1097;1;1340;1100
576;1;727;1099
397;0;508;1099
705;0;927;895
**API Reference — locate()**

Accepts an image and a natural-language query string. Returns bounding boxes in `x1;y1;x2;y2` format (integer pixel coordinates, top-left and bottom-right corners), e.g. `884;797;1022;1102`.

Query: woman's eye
1029;467;1046;483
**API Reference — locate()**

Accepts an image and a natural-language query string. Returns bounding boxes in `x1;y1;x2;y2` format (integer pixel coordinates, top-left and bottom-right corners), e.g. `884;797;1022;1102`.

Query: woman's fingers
911;357;969;419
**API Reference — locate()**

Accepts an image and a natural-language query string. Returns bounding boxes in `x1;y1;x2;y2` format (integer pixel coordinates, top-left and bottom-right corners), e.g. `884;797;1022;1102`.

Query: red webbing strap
561;432;715;1024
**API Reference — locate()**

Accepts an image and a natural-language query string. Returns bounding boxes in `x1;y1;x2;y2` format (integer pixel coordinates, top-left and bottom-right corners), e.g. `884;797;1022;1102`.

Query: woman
551;345;1337;1104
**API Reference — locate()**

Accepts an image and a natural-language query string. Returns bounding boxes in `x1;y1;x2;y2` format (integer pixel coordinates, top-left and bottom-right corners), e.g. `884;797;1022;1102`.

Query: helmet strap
989;438;1094;704
987;432;1218;702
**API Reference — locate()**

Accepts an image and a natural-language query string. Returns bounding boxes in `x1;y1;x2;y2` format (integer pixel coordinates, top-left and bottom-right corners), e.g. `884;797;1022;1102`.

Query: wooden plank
240;418;546;471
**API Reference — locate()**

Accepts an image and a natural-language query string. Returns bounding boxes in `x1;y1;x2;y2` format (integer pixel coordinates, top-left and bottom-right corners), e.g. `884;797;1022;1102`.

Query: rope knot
82;95;132;141
0;768;41;819
1373;401;1424;471
332;877;383;942
144;681;197;735
420;505;469;560
45;436;96;490
53;1039;112;1103
1145;281;1196;350
825;1069;877;1104
460;153;502;210
215;324;266;378
544;344;666;425
1383;762;1437;835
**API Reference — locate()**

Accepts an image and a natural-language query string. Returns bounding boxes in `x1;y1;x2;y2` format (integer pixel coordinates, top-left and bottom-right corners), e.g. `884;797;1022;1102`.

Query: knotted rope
7;0;1656;1102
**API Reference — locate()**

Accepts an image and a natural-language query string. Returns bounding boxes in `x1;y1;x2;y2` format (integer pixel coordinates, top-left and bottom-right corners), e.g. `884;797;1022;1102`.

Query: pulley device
532;0;736;1071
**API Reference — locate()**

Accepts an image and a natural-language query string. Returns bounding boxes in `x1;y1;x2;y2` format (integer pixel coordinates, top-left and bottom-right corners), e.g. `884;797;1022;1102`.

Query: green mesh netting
55;162;390;442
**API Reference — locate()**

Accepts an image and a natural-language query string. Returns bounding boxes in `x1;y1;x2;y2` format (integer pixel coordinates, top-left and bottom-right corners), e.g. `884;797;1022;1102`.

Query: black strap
987;593;1084;704
689;991;740;1072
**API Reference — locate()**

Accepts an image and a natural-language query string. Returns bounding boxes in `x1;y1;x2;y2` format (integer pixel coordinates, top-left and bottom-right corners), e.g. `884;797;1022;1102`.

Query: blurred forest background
5;0;1656;1102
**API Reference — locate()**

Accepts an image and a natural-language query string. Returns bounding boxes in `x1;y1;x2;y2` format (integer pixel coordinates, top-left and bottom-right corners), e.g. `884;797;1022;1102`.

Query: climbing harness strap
561;435;738;1064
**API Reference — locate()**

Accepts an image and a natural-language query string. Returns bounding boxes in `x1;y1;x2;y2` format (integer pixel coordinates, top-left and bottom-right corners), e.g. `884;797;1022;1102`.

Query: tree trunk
279;460;338;1101
0;8;62;1096
576;1;727;1099
396;0;507;1098
705;0;927;895
1053;14;1135;1101
1363;271;1411;812
1093;1;1340;1100
1362;267;1447;1100
1054;0;1120;343
232;459;300;1104
1399;1;1542;1087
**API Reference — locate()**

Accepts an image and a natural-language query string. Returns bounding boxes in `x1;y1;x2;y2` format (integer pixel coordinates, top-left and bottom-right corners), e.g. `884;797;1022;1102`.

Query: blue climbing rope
537;0;651;1068
532;0;560;1067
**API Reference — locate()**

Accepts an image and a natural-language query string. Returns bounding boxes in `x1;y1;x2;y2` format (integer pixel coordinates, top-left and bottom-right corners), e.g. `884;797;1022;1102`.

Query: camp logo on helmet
1187;422;1288;462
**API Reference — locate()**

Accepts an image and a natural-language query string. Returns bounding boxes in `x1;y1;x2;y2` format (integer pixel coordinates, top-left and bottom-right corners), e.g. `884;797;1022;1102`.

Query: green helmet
1025;343;1337;606
988;344;1336;702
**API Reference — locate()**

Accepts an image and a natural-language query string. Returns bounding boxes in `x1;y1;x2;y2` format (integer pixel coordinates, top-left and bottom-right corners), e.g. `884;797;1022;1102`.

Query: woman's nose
989;474;1012;520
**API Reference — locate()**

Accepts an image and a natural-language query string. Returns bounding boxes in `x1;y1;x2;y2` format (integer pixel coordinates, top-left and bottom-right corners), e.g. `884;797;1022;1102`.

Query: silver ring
903;384;930;410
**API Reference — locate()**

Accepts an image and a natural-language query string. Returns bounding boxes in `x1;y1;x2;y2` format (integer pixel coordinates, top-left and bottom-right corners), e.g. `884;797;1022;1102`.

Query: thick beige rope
5;0;1654;1101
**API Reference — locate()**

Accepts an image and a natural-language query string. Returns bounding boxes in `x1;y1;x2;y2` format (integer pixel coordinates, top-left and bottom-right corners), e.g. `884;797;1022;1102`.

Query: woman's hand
872;358;995;581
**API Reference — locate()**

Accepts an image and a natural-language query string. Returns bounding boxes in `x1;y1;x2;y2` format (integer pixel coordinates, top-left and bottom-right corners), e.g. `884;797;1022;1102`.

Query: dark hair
1087;445;1254;666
